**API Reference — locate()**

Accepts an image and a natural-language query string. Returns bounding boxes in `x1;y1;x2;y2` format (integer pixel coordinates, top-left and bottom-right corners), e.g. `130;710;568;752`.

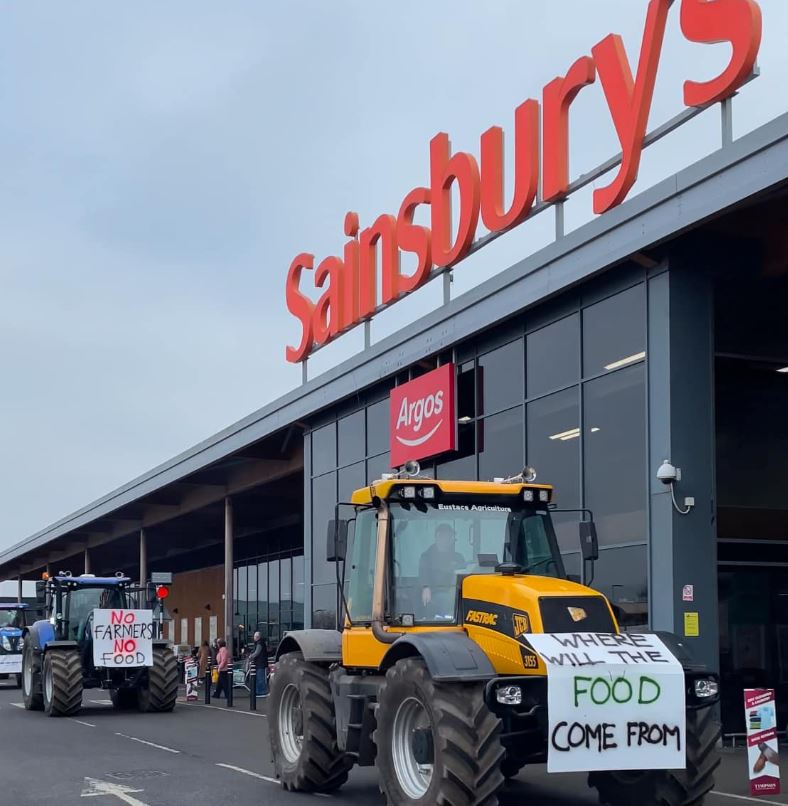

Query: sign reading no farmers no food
92;609;154;668
527;632;685;773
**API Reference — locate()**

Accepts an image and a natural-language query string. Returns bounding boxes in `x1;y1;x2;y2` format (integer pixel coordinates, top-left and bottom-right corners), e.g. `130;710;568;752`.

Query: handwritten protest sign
527;633;685;773
92;609;154;668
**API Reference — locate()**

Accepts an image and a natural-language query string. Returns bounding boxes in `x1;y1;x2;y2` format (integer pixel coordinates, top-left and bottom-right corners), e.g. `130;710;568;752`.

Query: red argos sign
390;364;456;467
285;0;762;364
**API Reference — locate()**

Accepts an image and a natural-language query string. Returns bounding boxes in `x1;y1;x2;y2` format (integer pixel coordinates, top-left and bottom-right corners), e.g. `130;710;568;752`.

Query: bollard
249;665;257;711
205;667;212;705
226;668;234;708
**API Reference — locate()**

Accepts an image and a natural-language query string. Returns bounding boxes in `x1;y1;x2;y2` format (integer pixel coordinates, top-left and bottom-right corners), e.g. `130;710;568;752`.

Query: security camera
657;460;679;485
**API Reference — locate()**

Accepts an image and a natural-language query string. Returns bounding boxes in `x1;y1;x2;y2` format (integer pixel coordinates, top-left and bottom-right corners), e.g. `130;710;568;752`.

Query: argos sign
285;0;762;364
390;364;456;467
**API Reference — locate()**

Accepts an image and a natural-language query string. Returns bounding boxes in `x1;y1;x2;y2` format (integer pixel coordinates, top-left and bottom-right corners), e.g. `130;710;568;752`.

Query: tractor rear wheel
269;652;353;793
137;646;178;712
111;688;138;710
42;649;83;717
374;657;504;806
22;643;43;710
588;705;721;806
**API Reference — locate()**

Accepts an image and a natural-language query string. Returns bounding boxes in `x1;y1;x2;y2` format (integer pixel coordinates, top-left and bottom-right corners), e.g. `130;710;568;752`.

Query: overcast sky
0;1;785;550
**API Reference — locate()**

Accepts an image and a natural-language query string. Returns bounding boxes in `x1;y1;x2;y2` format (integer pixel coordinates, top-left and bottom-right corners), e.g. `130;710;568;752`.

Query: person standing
213;639;230;699
249;631;269;697
197;640;210;683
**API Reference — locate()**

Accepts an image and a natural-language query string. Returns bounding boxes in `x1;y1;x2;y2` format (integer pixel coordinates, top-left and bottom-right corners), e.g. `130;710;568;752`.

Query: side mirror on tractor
326;519;349;563
35;580;47;607
579;521;599;562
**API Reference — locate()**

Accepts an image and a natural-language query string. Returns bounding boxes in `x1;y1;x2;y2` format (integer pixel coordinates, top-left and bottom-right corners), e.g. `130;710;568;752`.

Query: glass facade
305;279;650;630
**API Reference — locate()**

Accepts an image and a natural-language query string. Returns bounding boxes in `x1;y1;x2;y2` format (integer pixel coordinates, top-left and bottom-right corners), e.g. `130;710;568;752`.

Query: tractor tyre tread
44;649;83;717
374;657;505;806
588;705;721;806
138;646;178;712
269;652;353;793
22;643;43;711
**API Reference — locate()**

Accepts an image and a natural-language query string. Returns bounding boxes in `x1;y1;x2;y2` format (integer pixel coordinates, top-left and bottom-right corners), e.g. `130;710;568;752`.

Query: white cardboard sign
92;609;154;668
0;654;22;674
527;632;686;773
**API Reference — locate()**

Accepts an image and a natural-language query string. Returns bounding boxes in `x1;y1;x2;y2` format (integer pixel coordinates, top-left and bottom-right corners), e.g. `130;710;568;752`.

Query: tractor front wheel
588;705;721;806
21;643;43;710
374;657;504;806
42;649;83;717
269;652;353;793
137;646;178;712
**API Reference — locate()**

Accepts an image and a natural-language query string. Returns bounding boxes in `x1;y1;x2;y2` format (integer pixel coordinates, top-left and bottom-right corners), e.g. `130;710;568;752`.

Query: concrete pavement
0;679;784;805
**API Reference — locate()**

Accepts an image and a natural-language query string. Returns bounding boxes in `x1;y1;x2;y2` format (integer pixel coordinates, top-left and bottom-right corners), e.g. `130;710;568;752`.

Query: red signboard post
389;364;456;467
744;689;781;797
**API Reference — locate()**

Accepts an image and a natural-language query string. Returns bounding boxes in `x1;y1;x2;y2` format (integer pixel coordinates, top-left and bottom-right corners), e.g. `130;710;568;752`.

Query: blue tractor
0;602;29;688
22;573;178;717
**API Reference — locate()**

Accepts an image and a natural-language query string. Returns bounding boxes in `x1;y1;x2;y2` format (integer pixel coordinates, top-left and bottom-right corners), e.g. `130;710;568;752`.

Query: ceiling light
604;351;646;371
777;367;788;374
550;427;580;441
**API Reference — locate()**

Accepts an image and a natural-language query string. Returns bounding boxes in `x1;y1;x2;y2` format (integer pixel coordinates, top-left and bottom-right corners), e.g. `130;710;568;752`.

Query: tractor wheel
269;652;353;793
137;646;178;712
374;657;504;806
42;649;83;717
111;688;138;710
588;705;721;806
15;673;22;689
22;643;43;710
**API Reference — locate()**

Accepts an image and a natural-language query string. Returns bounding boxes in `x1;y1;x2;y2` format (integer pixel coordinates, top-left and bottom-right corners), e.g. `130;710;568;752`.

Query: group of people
194;632;269;699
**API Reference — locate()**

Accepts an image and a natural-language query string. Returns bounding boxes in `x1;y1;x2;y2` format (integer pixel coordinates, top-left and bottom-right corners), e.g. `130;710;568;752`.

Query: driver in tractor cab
418;522;467;617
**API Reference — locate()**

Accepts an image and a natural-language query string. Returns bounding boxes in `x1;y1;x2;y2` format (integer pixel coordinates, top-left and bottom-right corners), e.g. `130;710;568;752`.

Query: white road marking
114;733;180;754
215;763;279;784
712;792;785;805
180;701;267;717
72;719;96;727
9;702;24;708
81;777;148;806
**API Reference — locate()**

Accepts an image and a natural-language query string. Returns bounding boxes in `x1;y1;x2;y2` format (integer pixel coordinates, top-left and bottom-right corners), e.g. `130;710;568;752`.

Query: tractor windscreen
63;586;125;643
0;609;24;629
389;501;563;623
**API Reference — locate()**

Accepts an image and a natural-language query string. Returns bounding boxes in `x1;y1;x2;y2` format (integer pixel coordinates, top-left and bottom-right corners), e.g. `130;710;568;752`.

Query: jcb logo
466;610;498;627
512;612;531;637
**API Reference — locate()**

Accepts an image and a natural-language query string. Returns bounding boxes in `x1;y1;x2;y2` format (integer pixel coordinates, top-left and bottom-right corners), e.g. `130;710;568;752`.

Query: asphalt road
0;679;784;806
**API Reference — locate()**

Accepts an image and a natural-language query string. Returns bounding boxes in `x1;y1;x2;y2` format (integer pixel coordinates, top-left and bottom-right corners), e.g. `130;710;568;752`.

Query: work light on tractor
267;467;721;806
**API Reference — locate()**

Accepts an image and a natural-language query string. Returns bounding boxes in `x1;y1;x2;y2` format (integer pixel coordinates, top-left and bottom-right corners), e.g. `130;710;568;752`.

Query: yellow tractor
269;469;720;805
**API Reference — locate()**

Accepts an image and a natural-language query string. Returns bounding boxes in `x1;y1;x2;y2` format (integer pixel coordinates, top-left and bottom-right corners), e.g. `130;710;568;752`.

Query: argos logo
390;364;456;467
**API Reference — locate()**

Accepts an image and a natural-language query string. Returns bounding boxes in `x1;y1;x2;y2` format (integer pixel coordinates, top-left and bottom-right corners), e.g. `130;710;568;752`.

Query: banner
744;689;781;797
92;609;154;668
184;657;199;701
527;632;685;773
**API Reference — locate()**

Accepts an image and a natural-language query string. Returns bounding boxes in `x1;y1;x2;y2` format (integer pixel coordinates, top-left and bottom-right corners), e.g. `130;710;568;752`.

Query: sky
0;1;786;550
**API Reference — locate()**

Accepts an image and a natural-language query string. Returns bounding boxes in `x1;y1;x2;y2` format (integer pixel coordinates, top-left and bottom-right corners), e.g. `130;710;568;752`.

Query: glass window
366;399;390;456
311;423;337;476
269;559;280;645
247;564;257;628
583;285;646;378
258;561;268;637
478;407;524;482
236;565;248;626
584;363;646;545
312;584;337;630
339;461;366;502
457;361;476;421
389;502;562;624
478;340;524;415
345;509;378;622
312;472;337;584
590;545;648;629
367;452;392;484
232;567;238;621
527;314;580;397
280;557;292;633
527;387;581;551
292;555;305;604
64;587;124;642
338;410;366;467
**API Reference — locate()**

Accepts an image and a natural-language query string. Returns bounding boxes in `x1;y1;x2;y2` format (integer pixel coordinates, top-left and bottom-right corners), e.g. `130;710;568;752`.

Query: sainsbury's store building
1;0;785;733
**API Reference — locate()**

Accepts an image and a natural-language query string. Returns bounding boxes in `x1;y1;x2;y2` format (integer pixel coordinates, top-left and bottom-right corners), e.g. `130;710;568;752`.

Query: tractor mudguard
25;621;56;652
654;631;706;671
380;632;496;682
275;630;342;663
44;641;79;651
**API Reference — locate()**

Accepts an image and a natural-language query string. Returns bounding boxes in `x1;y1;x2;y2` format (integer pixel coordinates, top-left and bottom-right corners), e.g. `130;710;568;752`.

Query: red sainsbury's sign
285;0;763;364
390;364;456;467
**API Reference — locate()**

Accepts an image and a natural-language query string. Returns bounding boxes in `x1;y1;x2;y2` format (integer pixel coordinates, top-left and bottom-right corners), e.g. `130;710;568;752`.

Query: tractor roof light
523;490;535;502
420;486;436;500
400;486;417;500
